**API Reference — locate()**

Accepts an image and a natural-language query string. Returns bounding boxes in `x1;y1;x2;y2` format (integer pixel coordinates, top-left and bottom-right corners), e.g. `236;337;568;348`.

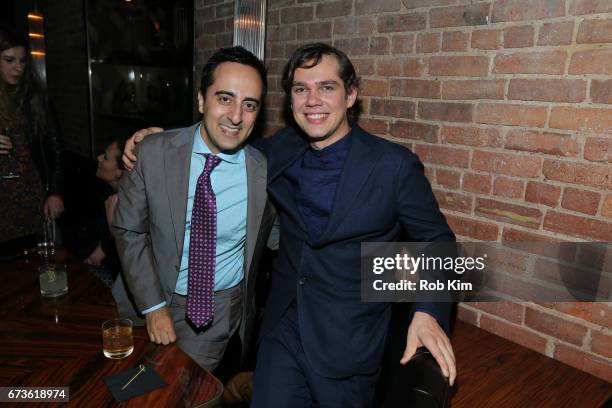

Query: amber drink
102;318;134;359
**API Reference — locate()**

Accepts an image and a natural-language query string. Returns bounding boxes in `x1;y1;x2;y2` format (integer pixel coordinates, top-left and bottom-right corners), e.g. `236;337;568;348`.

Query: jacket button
298;278;306;285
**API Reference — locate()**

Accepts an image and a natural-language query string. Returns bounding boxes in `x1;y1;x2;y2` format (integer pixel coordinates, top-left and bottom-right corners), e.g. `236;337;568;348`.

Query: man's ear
197;91;205;114
346;85;358;109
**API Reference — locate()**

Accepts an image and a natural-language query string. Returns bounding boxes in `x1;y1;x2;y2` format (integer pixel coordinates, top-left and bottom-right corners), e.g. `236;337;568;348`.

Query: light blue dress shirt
142;125;248;314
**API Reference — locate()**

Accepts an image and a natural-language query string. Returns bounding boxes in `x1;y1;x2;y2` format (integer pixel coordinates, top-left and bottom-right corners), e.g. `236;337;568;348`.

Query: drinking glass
39;264;68;297
37;219;56;262
102;318;134;359
1;127;20;180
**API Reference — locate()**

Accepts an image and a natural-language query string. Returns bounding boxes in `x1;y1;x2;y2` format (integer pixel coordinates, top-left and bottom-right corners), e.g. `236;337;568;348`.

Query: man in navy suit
250;43;456;407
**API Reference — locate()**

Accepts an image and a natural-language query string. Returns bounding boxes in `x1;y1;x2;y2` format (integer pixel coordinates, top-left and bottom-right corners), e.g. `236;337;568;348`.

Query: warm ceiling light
30;51;45;56
29;33;44;38
27;13;43;20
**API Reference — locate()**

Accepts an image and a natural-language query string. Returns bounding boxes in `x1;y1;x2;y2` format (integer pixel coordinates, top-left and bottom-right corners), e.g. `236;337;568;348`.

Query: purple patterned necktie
187;153;222;327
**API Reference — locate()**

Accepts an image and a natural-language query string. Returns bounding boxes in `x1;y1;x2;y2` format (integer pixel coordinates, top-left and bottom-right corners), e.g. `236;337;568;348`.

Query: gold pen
121;364;146;390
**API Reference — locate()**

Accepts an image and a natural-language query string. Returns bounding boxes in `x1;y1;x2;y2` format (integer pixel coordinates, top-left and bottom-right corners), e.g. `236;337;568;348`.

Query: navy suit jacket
256;125;455;379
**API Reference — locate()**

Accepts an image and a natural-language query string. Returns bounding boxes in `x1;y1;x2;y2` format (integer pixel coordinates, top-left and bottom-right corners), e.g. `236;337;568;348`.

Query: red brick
591;330;612;359
429;56;490;77
442;80;505;100
416;33;441;53
503;25;534;48
351;58;376;76
550;106;612;133
316;0;352;18
475;103;548;127
554;344;612;383
390;79;441;99
333;16;375;35
359;118;388;135
471;29;502;49
369;37;390;55
570;0;612;15
430;3;490;28
296;22;332;40
480;315;548;353
591;79;612;104
493;51;567;74
543;159;612;190
441;126;502;147
525;308;587;346
433;190;473;213
577;19;612;43
436;169;461;189
267;25;296;42
361;79;389;97
493;176;525;199
476;198;542;228
377;57;426;77
537;21;574;45
501;228;575;261
591;330;612;358
389;121;439;143
569;49;612;75
533;257;610;298
333;37;369;56
505;130;580;157
525;181;561;207
492;0;565;22
446;214;499;240
414;145;470;168
542;302;612;328
378;13;427;33
457;304;479;325
354;0;402;15
391;34;415;54
463;172;492;194
442;31;469;52
472;151;542;177
561;187;601;215
603;194;612;218
508;79;586;103
418;102;474;123
370;99;416;119
281;6;313;24
470;302;525;324
479;242;529;275
544;211;612;241
402;0;455;9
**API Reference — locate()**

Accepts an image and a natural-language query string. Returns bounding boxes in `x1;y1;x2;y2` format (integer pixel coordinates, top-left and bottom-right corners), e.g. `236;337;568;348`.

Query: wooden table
0;249;223;407
451;321;611;408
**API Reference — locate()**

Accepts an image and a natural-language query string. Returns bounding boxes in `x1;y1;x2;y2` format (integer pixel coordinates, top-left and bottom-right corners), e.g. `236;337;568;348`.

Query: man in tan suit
112;46;275;370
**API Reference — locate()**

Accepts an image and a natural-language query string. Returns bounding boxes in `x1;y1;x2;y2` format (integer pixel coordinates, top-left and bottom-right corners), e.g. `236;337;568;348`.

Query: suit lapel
315;127;380;245
164;124;197;261
244;145;267;276
267;129;309;236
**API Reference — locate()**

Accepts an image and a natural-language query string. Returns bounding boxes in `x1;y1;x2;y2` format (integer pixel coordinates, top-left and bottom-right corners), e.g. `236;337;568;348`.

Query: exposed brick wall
257;0;612;382
194;0;235;89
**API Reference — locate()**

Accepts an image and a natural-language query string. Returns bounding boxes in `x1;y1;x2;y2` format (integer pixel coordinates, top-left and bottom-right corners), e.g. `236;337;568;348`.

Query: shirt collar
309;128;352;157
193;124;245;164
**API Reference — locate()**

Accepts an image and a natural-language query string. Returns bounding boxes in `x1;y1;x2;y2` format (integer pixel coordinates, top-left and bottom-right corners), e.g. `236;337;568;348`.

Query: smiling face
290;54;357;149
198;62;263;154
0;46;26;85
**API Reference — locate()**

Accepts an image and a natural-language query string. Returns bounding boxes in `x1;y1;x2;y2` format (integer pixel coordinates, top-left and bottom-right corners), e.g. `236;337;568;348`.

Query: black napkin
104;364;167;402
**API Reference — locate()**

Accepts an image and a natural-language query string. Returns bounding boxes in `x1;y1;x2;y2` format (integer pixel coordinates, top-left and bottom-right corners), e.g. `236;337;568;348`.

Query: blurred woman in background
84;139;126;285
0;26;64;242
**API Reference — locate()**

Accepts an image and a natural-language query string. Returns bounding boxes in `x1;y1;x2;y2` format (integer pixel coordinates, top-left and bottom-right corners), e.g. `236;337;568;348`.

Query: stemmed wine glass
1;127;20;180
